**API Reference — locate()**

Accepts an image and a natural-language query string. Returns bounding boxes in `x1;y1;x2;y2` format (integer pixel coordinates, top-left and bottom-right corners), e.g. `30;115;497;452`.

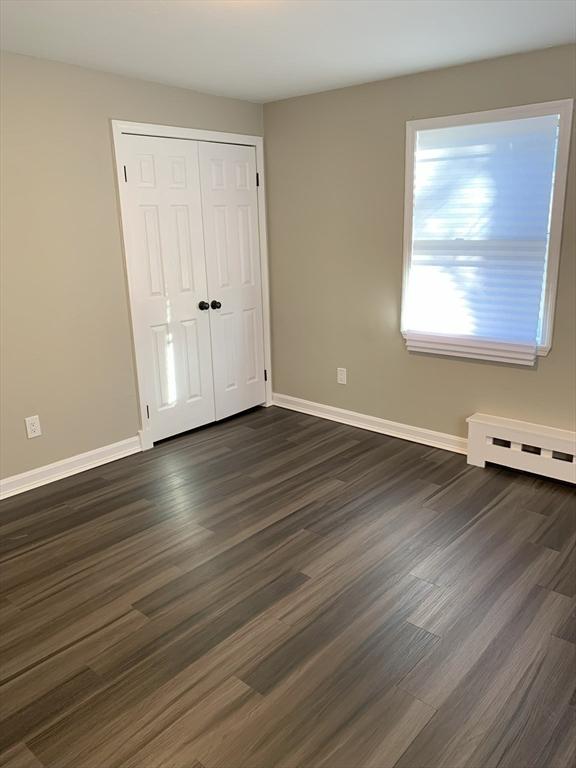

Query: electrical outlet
25;415;42;439
336;367;347;385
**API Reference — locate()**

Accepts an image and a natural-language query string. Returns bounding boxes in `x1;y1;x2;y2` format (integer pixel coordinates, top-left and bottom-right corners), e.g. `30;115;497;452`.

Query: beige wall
264;45;576;438
0;52;262;478
2;47;575;480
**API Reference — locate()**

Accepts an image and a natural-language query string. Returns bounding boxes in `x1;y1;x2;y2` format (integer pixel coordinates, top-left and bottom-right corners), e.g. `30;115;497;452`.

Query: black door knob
210;300;222;309
198;301;210;310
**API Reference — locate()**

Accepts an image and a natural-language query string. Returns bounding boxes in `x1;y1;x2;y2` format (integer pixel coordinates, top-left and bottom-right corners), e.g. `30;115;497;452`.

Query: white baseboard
0;399;465;500
272;393;467;455
0;436;142;500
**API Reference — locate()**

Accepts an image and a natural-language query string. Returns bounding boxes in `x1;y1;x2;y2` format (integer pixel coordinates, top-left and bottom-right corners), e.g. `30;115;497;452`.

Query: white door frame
111;120;273;450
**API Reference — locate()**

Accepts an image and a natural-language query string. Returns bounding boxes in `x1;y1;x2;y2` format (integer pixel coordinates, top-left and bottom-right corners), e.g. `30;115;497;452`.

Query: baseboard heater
467;413;576;484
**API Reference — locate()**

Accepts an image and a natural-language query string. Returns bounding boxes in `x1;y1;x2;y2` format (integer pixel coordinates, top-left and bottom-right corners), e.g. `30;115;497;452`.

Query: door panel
141;206;165;295
199;143;266;419
181;319;203;400
122;135;215;441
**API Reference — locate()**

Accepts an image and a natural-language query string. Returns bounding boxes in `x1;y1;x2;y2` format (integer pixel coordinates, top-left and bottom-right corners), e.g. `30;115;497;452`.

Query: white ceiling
1;0;575;103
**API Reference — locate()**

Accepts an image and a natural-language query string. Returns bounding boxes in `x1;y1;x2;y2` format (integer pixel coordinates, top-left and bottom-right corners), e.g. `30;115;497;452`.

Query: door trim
111;121;273;449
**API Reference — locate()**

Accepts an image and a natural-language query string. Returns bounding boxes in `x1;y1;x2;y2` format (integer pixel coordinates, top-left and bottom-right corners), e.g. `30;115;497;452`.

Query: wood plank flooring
0;405;574;768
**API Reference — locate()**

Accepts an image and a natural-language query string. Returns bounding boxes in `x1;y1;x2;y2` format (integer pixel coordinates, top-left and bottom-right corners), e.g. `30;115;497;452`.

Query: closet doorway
113;122;272;448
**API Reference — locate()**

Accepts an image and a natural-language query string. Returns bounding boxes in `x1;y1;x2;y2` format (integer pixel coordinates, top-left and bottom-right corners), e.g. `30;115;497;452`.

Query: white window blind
402;101;572;365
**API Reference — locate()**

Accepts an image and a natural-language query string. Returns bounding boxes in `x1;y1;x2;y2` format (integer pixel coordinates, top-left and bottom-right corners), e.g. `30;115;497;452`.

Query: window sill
402;331;539;366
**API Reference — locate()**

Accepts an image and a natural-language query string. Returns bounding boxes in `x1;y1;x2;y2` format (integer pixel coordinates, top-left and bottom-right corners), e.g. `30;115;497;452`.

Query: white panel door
121;135;215;441
199;143;267;419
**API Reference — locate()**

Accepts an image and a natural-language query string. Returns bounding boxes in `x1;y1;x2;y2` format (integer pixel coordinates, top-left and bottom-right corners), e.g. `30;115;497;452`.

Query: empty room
0;1;575;766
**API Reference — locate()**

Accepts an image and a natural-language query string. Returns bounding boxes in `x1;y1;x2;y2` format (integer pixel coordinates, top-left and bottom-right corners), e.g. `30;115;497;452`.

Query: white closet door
199;143;266;419
122;135;215;441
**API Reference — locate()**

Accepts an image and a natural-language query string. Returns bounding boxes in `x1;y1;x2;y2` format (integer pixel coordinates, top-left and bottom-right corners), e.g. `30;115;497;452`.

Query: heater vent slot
552;451;573;463
521;444;541;455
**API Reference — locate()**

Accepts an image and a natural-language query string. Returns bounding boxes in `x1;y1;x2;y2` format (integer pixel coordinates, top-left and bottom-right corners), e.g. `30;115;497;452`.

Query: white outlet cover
25;414;42;438
337;367;347;385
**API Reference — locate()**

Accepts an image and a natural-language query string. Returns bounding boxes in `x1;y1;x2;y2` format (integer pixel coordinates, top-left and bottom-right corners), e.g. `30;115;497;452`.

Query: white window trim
401;99;574;361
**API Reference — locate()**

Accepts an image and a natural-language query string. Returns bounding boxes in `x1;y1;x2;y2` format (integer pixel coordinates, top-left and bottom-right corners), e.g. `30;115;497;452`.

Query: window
401;100;573;365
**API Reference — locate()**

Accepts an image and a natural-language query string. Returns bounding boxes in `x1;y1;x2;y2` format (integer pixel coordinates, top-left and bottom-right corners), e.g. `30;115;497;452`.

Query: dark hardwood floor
0;406;574;768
